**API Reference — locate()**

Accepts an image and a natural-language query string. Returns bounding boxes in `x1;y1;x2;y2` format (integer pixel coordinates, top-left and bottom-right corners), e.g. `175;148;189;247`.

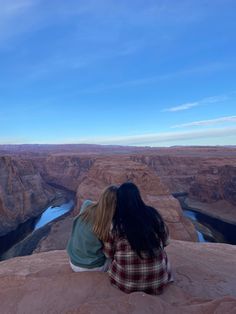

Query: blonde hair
80;185;117;241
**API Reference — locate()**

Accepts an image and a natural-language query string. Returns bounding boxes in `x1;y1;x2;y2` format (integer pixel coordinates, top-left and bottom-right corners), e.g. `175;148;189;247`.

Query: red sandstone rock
131;152;236;222
32;155;94;191
1;146;236;250
75;156;197;242
0;156;55;236
33;216;74;253
32;156;197;254
0;154;94;235
0;240;236;313
185;198;236;224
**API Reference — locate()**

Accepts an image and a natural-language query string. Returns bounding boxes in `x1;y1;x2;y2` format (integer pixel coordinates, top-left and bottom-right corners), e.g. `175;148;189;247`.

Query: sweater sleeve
79;199;93;214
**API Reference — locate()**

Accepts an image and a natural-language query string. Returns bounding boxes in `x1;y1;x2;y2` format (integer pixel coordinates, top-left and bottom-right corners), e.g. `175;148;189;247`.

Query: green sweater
66;200;106;268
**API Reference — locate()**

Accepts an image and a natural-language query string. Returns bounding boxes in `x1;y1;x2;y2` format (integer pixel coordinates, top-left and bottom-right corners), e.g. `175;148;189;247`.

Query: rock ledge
0;240;236;313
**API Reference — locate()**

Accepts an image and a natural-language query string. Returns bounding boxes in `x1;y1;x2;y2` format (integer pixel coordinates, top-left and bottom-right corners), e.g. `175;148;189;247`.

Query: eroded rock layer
131;154;236;205
1;145;236;248
131;149;236;222
76;156;196;241
33;155;197;255
0;156;55;236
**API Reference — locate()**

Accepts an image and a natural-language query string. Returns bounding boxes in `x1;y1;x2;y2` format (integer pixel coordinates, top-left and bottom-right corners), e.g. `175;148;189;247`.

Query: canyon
1;145;235;238
0;144;236;313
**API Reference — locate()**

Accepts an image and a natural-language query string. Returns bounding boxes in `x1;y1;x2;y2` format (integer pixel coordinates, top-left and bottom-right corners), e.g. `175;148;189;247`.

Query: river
34;200;74;230
0;199;74;258
177;197;236;244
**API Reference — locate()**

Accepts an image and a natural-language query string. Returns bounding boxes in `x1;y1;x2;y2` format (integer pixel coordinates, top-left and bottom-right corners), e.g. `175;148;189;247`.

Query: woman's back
67;200;106;269
113;183;169;258
104;182;173;293
104;232;171;294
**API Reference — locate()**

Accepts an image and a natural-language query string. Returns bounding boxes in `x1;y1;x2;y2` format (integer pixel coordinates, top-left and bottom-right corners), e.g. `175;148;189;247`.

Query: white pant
69;259;110;272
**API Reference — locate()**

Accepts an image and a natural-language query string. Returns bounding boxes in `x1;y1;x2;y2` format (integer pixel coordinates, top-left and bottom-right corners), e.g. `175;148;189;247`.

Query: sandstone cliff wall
0;157;55;236
2;147;236;254
32;155;197;256
31;155;94;191
131;155;236;207
0;155;94;236
75;156;196;242
1;153;197;244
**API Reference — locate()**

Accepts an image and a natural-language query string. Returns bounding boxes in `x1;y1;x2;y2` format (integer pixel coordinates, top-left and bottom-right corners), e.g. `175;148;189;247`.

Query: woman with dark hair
103;182;173;294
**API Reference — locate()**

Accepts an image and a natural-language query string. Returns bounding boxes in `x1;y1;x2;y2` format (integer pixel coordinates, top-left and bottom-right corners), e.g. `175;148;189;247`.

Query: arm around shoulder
103;231;115;259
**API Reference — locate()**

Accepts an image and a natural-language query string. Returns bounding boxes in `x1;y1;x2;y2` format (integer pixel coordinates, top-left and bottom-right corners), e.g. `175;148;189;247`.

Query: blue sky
0;0;236;146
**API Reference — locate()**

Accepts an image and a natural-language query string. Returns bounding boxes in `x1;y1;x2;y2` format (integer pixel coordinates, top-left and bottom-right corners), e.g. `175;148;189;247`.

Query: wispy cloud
26;39;144;80
0;0;37;16
164;102;199;112
65;127;236;146
1;0;235;82
75;63;235;94
2;127;236;146
0;0;40;42
0;1;96;47
163;94;228;112
172;115;236;128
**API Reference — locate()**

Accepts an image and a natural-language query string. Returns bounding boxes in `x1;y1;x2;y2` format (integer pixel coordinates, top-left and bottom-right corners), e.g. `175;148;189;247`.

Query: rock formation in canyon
32;155;197;255
131;147;236;223
0;156;56;236
1;145;236;256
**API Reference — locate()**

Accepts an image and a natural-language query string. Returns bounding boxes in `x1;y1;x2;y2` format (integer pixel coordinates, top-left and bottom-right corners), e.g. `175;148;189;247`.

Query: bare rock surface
75;156;197;242
0;240;236;313
33;216;74;253
0;156;55;236
185;198;236;224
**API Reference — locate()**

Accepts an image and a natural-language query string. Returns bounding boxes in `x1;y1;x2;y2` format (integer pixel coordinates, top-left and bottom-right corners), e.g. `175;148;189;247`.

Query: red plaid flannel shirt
103;231;172;294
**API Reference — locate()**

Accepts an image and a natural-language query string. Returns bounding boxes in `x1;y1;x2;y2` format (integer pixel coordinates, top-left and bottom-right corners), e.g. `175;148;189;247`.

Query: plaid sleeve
103;232;115;259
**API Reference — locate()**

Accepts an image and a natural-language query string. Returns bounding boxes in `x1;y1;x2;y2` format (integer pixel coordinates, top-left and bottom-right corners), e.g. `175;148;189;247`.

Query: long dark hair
113;182;168;258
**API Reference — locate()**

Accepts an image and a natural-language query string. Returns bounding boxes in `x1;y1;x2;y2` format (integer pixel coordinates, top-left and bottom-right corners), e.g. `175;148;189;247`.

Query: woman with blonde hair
67;185;117;272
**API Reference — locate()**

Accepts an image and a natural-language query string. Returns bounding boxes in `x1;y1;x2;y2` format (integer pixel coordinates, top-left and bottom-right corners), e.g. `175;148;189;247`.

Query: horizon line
0;143;236;148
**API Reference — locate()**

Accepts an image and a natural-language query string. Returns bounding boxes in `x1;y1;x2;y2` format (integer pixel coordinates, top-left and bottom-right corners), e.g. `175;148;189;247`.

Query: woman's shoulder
73;200;94;222
80;199;94;213
82;199;93;207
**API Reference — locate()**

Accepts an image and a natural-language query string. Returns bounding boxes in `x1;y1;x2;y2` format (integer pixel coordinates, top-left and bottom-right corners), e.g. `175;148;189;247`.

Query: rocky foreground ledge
0;240;236;314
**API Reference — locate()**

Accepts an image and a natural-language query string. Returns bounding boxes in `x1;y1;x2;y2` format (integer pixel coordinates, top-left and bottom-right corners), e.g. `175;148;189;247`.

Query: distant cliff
131;154;236;204
131;152;236;222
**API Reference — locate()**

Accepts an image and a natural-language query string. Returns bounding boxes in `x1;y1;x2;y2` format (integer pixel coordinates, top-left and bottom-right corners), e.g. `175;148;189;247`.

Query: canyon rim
0;144;236;313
